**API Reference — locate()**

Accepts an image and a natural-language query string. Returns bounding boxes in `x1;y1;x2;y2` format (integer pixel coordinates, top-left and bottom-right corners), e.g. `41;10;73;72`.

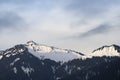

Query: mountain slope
0;41;120;80
0;45;60;80
60;57;120;80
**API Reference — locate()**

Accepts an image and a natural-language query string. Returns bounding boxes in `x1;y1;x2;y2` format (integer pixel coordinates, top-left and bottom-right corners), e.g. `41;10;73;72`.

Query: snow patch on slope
0;55;3;60
21;66;34;76
10;58;20;66
13;67;17;74
0;51;3;60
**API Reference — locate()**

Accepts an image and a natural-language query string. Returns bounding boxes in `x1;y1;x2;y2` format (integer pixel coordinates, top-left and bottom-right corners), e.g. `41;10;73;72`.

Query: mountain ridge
1;41;120;62
0;41;120;80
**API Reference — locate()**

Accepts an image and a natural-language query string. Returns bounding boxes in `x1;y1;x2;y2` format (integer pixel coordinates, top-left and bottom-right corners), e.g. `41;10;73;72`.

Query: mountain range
0;41;120;80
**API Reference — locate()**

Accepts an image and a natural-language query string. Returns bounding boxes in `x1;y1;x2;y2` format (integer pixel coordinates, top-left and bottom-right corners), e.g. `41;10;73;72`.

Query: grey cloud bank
0;0;120;53
79;24;113;38
0;11;25;31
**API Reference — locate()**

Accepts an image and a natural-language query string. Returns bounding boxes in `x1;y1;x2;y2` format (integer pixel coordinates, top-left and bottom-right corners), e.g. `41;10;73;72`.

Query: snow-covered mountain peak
111;44;120;52
83;44;120;59
26;41;82;54
26;40;38;46
92;44;120;53
26;41;53;53
25;41;83;62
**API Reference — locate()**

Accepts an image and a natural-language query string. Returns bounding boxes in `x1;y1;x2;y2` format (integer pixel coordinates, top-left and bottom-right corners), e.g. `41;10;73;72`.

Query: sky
0;0;120;53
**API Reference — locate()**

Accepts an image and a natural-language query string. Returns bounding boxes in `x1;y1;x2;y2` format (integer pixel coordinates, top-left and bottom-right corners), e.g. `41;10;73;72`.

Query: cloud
66;0;120;16
0;11;25;31
0;0;120;53
79;24;112;38
64;0;120;40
